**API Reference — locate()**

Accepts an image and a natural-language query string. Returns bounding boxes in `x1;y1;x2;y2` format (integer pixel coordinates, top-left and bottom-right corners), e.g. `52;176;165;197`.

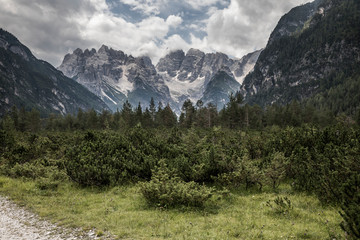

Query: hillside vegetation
0;101;359;239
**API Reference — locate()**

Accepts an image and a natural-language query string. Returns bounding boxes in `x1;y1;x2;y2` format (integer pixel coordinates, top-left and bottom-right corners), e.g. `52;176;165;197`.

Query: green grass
0;176;344;239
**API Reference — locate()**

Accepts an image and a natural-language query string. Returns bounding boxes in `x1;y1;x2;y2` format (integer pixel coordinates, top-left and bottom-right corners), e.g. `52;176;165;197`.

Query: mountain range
1;0;359;117
58;45;261;113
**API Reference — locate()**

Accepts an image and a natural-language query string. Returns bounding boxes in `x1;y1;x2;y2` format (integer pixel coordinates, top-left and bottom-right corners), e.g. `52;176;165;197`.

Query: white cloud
166;15;183;28
0;0;312;67
80;11;184;63
204;0;312;58
183;0;228;10
0;0;185;66
117;0;227;15
118;0;164;15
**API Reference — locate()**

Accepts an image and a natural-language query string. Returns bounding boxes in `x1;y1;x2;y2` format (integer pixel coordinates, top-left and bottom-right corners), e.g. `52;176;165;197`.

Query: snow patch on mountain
161;71;206;103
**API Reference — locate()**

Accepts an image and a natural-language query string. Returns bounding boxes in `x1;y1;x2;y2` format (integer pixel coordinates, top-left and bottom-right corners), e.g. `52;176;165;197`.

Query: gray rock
156;48;261;110
156;50;185;77
59;45;261;113
58;45;172;112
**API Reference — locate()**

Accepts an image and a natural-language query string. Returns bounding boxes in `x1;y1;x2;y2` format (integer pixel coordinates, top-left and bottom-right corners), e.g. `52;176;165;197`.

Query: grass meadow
0;176;344;239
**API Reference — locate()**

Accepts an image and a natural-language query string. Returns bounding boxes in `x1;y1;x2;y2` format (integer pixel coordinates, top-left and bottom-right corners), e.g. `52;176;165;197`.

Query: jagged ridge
59;45;261;113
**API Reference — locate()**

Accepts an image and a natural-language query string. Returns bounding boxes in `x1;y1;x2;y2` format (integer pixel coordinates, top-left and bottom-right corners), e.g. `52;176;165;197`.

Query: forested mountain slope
242;0;360;115
0;29;108;116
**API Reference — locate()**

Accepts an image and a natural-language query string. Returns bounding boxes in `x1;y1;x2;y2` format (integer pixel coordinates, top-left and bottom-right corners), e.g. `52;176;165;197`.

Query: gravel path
0;195;110;240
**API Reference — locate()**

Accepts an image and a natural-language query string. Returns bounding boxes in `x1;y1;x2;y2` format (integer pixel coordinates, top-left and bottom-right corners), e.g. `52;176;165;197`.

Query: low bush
266;196;293;215
65;131;158;186
8;162;47;179
139;160;214;208
340;174;360;239
35;177;59;191
264;152;288;190
215;155;264;190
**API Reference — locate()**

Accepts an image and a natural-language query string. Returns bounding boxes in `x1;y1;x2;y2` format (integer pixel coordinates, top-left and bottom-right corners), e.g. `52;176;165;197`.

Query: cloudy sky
0;0;311;66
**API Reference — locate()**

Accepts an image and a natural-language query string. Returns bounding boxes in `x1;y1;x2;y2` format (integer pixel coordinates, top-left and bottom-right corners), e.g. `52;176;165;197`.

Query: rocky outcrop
59;42;261;112
201;67;241;109
156;48;261;108
156;50;185;77
58;45;172;111
267;0;322;45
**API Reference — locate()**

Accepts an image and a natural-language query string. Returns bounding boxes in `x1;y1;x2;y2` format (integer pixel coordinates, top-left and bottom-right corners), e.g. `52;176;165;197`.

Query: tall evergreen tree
160;104;177;128
136;102;143;125
28;108;41;132
87;109;98;129
180;99;195;128
121;100;133;127
149;97;156;121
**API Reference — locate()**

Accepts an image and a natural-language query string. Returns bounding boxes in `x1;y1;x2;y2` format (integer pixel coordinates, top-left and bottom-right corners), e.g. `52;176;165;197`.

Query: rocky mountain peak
186;48;205;57
268;0;322;45
178;48;205;82
98;44;110;54
156;50;185;77
204;52;229;65
84;48;96;56
154;47;260;109
136;56;152;68
0;28;32;61
58;45;172;112
242;0;360;110
59;44;261;114
73;48;83;55
218;65;234;78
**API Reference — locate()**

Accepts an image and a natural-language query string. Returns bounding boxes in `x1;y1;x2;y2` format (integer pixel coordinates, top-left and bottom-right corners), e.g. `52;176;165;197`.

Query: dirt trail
0;195;104;240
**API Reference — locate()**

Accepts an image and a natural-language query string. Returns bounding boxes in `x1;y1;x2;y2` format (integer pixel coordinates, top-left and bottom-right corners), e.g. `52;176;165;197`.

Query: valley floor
0;176;344;240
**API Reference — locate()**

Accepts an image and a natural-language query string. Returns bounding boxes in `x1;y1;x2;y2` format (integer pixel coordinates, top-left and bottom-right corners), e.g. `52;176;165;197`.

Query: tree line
3;93;358;132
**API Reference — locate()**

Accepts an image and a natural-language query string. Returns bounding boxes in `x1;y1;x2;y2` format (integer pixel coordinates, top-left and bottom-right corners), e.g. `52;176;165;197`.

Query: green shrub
8;162;46;179
340;174;360;239
265;152;288;190
65;131;158;186
266;196;293;215
215;155;264;190
139;160;214;208
35;177;59;191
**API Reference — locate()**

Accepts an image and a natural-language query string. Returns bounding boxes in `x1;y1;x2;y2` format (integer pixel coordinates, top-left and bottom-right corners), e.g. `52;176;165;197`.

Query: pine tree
87;109;98;129
76;108;85;130
135;102;143;125
160;104;177;128
28;108;41;132
181;99;195;128
149;97;156;121
121;100;133;127
142;108;152;128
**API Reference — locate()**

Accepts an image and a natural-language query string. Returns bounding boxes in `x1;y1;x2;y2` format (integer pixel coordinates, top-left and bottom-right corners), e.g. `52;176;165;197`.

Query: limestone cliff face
59;45;261;112
156;48;261;108
58;45;172;111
